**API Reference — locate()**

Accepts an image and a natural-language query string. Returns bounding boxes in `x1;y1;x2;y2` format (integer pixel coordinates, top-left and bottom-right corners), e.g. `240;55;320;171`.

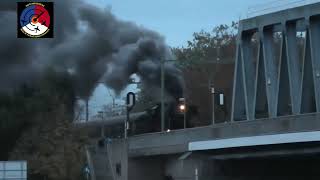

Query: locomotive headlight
178;97;187;129
179;104;186;112
178;97;186;113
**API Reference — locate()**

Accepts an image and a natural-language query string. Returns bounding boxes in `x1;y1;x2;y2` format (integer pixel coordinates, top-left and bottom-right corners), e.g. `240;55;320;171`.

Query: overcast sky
84;0;294;47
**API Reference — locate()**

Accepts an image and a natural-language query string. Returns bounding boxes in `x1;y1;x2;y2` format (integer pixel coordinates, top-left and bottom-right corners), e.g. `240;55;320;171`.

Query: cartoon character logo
18;2;54;38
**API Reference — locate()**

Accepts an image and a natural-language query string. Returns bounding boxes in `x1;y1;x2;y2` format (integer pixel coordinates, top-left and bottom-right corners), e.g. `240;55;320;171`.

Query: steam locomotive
130;99;199;135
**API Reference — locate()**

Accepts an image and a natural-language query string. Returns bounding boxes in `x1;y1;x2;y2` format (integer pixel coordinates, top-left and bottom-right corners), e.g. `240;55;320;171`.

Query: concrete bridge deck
128;113;320;157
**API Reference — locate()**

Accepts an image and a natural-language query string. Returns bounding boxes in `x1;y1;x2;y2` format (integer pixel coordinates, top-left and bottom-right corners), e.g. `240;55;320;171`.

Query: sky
85;0;275;47
81;0;309;118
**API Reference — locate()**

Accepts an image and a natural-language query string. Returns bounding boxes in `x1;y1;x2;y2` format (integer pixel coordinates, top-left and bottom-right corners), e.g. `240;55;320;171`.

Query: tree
0;68;77;160
173;21;238;68
172;22;238;125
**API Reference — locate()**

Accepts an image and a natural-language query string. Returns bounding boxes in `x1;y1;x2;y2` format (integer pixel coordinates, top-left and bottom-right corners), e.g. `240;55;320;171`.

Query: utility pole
85;99;89;122
211;46;220;125
160;59;178;131
107;88;115;116
161;59;165;132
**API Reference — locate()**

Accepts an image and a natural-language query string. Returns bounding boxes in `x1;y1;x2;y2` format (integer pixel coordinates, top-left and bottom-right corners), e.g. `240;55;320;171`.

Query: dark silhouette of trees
0;69;76;160
173;22;238;125
173;21;238;67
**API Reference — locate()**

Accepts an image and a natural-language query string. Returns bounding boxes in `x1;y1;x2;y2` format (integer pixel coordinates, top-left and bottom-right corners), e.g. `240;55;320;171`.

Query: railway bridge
84;2;320;180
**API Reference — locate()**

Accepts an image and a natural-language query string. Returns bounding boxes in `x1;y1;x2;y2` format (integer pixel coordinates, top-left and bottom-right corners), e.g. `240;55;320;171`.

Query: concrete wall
122;139;320;180
165;154;215;180
128;157;165;180
108;139;128;180
127;154;215;180
129;113;320;157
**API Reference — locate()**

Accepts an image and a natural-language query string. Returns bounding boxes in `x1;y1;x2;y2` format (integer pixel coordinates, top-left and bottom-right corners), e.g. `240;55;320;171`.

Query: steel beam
231;44;246;121
241;32;257;120
262;27;279;118
285;22;302;114
308;17;320;112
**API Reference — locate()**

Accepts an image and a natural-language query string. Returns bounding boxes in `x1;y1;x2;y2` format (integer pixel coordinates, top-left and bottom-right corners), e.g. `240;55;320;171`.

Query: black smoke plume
0;0;184;100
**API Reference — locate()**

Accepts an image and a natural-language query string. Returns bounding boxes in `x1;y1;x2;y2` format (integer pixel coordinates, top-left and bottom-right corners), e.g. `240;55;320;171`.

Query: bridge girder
232;3;320;121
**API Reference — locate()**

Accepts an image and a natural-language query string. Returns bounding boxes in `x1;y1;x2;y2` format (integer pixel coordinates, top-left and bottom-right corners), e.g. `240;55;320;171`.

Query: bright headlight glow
179;104;185;111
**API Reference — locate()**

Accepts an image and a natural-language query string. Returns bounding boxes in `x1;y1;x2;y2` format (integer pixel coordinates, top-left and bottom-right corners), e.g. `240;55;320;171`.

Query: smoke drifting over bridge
0;0;184;99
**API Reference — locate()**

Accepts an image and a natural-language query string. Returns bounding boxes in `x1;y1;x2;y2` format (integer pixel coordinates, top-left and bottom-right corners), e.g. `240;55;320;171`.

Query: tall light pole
212;46;221;125
160;59;177;131
161;59;165;132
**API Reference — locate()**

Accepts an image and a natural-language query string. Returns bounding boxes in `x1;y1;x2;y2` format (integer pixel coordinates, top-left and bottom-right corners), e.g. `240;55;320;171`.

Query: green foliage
173;21;238;68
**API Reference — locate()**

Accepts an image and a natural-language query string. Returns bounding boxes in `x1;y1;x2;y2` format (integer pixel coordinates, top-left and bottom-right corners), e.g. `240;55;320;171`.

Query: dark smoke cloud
0;0;184;99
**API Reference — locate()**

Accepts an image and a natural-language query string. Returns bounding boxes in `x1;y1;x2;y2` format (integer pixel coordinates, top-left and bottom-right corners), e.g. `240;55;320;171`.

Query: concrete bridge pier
128;156;165;180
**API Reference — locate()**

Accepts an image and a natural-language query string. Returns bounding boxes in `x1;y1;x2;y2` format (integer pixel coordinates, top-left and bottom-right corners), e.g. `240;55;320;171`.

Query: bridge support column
241;31;257;120
262;27;279;118
309;17;320;112
285;22;302;114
